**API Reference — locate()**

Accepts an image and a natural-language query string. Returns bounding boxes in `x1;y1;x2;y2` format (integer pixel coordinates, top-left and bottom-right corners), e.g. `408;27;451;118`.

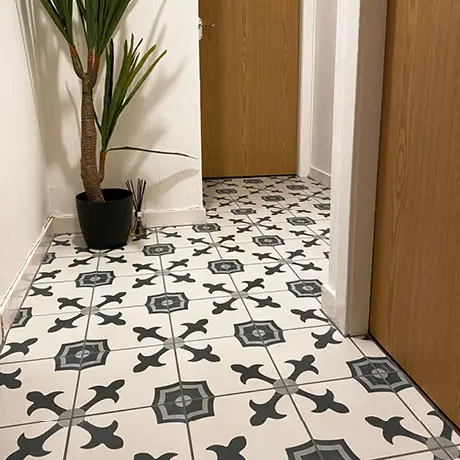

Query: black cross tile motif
131;260;196;289
291;308;329;326
133;320;220;372
0;338;38;363
134;454;178;460
231;355;349;426
254;250;323;276
29;285;53;298
207;436;248;460
6;380;125;458
311;327;343;349
47;294;127;332
189;235;245;257
367;411;460;459
203;279;281;315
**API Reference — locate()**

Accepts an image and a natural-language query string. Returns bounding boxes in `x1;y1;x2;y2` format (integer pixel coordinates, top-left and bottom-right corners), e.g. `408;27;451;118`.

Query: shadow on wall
17;0;200;215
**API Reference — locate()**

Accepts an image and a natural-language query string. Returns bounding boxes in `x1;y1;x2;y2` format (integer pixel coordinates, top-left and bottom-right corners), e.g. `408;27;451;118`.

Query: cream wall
311;0;337;181
20;0;203;221
0;1;49;305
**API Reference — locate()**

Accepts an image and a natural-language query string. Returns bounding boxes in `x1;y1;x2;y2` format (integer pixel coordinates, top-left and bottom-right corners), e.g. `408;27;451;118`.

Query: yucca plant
40;0;189;203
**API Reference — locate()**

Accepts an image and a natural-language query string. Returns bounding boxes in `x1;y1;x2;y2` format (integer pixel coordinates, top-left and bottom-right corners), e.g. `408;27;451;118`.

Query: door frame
321;0;388;336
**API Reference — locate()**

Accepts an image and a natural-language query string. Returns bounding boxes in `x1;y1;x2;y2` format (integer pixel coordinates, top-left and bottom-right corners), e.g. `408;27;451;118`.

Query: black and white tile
1;176;457;460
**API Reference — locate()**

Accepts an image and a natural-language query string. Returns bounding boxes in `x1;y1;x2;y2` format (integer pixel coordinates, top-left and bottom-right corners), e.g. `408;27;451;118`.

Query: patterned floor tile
0;422;68;460
295;378;443;460
205;212;253;227
0;311;88;363
267;326;366;385
176;335;280;397
188;391;312;459
34;254;99;284
65;407;192;459
97;249;163;278
85;305;173;351
161;245;222;271
3;176;455;460
276;235;330;261
159;224;222;244
230;263;296;294
48;233;93;258
164;269;235;302
397;386;460;456
22;280;95;316
243;291;328;331
0;358;78;428
169;297;252;340
75;347;179;414
290;257;329;283
91;274;165;310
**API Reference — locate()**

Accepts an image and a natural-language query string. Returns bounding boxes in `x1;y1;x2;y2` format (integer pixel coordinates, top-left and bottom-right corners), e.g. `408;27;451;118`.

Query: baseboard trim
309;166;332;188
52;207;207;234
321;282;347;336
0;218;53;342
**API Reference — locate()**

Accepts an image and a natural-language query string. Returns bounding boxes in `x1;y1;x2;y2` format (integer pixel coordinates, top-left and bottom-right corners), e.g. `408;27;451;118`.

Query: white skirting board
0;218;54;343
52;207;207;234
309;166;331;188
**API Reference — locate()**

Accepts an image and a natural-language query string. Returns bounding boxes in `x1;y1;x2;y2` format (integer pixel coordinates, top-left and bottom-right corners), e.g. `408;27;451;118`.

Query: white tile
0;311;88;363
0;358;78;427
34;255;99;284
267;327;366;384
170;297;252;341
75;347;179;414
0;422;68;460
176;335;278;397
92;274;165;310
66;408;192;459
243;291;328;330
189;392;312;459
295;378;437;460
86;305;173;351
23;280;94;316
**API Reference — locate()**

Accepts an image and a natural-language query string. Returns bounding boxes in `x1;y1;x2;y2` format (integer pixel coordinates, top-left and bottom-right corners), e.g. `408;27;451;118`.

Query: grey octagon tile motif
287;279;323;298
152;381;215;424
143;244;176;257
234;320;284;348
75;270;115;288
145;293;190;315
348;357;412;393
286;439;360;460
208;259;244;275
252;235;285;247
54;339;111;371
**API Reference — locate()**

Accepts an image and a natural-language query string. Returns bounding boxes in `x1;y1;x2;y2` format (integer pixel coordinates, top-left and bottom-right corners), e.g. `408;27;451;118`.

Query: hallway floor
0;176;459;460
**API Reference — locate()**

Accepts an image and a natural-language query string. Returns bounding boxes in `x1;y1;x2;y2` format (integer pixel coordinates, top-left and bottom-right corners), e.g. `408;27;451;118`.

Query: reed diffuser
126;179;147;237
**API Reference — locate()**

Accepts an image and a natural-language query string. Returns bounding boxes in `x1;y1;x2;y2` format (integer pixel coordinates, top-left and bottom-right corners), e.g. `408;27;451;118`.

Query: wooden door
199;0;300;178
371;0;460;425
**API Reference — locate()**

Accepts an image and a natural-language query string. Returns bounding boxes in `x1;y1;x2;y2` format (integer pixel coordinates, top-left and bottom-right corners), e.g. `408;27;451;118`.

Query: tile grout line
351;339;455;459
159;230;197;460
62;248;100;460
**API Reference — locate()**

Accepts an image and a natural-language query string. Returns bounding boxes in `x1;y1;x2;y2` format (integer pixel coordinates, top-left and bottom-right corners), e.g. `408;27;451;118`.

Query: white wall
20;0;203;222
310;0;337;180
0;1;49;305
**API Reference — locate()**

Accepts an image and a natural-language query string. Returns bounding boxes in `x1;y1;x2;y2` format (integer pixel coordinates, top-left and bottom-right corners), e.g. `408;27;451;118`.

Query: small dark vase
76;188;133;250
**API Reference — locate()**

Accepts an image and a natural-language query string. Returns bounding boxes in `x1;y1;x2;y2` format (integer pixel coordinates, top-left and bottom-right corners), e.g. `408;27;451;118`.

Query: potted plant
39;0;190;249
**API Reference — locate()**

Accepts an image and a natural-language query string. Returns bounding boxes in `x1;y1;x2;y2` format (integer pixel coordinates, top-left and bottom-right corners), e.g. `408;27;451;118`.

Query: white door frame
321;0;388;336
297;0;316;177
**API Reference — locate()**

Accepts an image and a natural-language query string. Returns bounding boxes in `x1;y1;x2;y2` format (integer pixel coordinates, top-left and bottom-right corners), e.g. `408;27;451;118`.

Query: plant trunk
81;79;104;203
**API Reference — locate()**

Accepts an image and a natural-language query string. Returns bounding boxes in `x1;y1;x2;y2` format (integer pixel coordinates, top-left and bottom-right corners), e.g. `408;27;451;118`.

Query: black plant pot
76;188;133;250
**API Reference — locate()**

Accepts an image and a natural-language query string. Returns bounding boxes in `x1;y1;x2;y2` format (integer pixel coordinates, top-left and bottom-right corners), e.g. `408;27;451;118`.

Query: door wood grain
199;0;300;178
371;0;460;425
